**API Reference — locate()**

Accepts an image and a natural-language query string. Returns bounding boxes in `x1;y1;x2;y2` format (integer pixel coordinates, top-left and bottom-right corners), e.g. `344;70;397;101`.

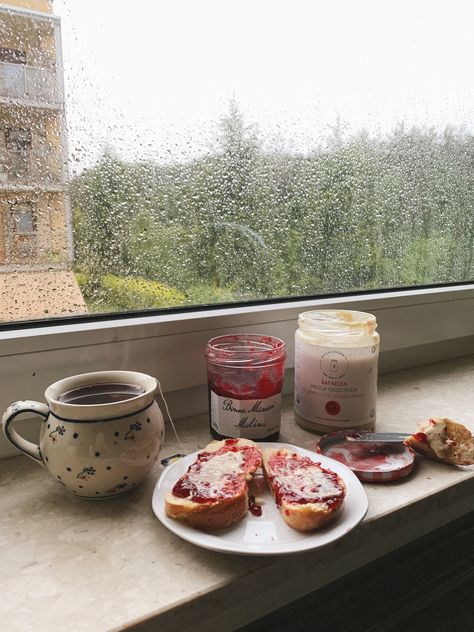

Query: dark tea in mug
58;383;145;405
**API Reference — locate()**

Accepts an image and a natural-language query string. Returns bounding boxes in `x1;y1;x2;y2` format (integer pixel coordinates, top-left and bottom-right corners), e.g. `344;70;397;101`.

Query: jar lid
205;334;286;368
298;310;378;342
316;430;415;482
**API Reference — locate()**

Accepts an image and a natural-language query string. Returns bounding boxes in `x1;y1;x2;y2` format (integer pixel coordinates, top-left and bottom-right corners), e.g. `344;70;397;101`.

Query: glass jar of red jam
205;334;286;441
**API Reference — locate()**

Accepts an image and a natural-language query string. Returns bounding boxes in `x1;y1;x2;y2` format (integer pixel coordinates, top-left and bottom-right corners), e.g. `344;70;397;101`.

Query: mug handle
2;400;49;467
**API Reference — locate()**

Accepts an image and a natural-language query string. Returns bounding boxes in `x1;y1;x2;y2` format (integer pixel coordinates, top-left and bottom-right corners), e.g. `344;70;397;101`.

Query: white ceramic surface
152;442;368;555
2;371;165;499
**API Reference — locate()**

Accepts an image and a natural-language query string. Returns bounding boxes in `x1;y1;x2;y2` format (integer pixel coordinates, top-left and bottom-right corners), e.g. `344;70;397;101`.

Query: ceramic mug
1;371;165;499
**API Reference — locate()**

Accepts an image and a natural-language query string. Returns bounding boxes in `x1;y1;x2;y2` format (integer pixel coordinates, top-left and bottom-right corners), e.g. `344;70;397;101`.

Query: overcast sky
54;0;474;168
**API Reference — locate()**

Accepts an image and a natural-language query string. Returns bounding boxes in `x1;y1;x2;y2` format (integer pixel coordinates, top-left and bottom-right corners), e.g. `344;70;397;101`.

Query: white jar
294;310;379;433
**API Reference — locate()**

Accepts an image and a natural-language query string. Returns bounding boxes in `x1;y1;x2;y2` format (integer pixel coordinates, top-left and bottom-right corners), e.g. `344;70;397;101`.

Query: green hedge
76;273;186;311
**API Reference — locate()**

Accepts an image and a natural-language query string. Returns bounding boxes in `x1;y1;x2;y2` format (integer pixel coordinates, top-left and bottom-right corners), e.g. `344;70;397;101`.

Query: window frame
1;282;472;353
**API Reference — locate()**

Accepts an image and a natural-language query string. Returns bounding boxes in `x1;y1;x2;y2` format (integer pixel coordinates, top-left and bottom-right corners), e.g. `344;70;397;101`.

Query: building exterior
0;0;85;320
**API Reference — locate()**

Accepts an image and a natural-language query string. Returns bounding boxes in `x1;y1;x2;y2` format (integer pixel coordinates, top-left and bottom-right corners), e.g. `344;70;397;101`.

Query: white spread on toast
418;419;448;457
187;451;245;498
271;460;343;502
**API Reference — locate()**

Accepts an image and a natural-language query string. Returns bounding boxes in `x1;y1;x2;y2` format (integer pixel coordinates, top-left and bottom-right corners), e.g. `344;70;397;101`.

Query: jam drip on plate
248;495;263;517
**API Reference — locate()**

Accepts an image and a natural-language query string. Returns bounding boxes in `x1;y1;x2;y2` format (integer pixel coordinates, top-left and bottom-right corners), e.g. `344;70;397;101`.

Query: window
0;47;27;99
5;127;32;151
10;203;36;235
0;0;472;325
0;2;472;462
1;128;31;181
4;202;37;262
0;48;26;65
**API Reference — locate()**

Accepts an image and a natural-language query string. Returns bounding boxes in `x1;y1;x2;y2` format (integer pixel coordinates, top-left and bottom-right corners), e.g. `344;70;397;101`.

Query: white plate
152;442;368;556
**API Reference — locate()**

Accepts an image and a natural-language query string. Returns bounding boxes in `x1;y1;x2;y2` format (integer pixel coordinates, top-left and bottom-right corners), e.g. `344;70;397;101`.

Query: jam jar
205;334;286;441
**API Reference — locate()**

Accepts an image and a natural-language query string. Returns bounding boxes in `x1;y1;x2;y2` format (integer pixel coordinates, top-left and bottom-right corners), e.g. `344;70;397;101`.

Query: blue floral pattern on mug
124;421;142;441
107;482;128;493
48;425;66;442
77;466;96;481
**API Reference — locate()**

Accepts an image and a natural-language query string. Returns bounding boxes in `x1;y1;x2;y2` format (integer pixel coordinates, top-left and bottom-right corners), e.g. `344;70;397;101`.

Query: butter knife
346;432;410;443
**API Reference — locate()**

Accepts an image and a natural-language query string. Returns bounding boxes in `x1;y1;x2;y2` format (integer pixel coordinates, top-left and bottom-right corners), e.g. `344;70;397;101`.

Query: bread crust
405;418;474;466
165;492;248;531
262;448;346;532
165;438;261;531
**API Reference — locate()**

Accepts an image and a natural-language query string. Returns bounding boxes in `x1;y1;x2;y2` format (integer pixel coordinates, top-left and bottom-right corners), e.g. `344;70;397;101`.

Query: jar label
294;340;378;428
210;391;281;439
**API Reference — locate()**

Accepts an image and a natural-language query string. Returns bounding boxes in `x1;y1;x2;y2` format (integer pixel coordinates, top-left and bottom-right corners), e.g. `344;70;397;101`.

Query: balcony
0;147;64;188
0;61;60;107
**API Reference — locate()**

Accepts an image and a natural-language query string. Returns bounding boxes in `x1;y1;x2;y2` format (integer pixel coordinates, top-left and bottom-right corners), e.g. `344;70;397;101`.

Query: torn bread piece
262;448;346;532
165;438;262;530
405;418;474;465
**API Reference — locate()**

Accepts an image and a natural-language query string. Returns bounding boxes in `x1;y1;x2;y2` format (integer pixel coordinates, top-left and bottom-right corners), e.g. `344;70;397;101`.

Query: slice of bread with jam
262;447;346;532
165;438;261;530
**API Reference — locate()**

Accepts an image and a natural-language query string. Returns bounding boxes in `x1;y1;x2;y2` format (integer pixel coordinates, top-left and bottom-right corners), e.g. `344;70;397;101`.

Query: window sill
1;356;474;631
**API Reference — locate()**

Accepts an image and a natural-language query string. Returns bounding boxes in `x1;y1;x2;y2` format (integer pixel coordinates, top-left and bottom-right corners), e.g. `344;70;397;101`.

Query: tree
70;110;474;312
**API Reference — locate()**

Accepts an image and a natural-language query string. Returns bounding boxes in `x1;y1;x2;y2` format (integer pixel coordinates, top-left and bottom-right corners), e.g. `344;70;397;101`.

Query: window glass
11;204;35;234
5;127;32;150
0;0;472;322
0;48;26;65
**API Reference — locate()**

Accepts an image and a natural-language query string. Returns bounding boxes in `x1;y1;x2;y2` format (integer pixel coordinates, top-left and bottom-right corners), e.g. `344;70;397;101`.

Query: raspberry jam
325;441;410;472
266;451;345;510
171;439;262;504
248;495;263;517
317;430;416;482
205;334;286;441
413;432;428;443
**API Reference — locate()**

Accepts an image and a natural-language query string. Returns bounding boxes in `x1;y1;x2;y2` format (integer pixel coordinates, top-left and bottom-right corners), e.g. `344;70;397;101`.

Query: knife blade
345;432;410;443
